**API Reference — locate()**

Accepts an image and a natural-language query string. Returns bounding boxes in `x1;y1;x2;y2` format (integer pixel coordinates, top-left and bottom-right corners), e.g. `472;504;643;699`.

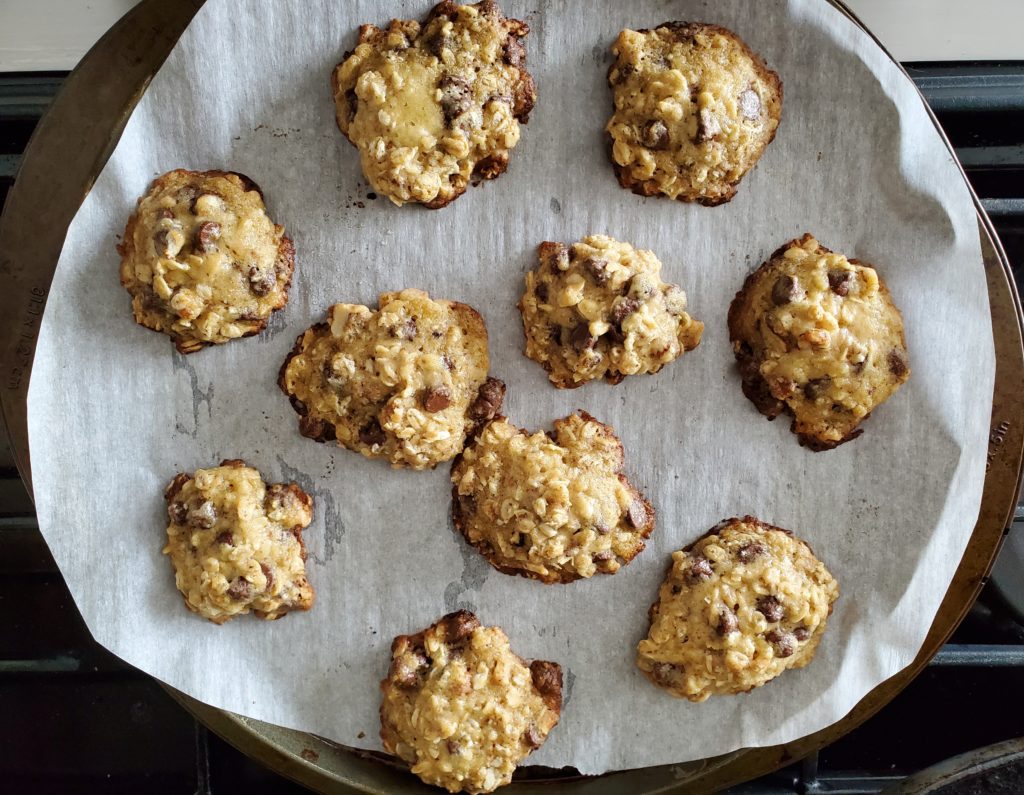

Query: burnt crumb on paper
172;351;214;437
276;455;343;565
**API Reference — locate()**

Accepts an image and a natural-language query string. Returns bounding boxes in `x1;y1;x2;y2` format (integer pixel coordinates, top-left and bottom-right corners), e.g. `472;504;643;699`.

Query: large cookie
519;235;703;388
279;289;505;470
332;0;536;208
451;411;654;583
163;459;314;624
606;22;782;205
728;234;910;450
119;169;294;353
380;611;562;794
636;516;839;702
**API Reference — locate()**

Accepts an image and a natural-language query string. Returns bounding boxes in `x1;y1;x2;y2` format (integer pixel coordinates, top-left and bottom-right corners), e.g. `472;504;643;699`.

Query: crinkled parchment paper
26;0;994;774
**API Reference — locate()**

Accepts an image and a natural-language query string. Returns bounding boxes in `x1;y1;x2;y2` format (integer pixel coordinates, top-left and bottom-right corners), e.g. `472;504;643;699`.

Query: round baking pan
1;1;1021;792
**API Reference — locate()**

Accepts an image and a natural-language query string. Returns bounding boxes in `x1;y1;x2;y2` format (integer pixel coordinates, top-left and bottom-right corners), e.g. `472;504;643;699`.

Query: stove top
1;63;1023;793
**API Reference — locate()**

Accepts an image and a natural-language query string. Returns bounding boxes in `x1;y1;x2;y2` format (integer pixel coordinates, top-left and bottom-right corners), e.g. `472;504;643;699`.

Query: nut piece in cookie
279;289;503;470
380;610;562;794
162;460;314;624
606;23;782;206
332;1;536;208
451;411;655;583
519;235;703;388
118;169;295;354
637;516;839;702
728;234;910;450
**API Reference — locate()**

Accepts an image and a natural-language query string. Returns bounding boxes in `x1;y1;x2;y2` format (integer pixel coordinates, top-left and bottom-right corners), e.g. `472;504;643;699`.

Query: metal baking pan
1;1;1021;792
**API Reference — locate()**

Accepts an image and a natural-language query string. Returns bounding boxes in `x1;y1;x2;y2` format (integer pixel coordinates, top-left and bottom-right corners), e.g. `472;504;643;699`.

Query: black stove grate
2;63;1023;794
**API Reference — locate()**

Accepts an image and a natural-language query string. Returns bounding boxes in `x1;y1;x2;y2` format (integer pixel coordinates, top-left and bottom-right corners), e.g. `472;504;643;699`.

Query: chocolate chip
641;119;670;150
396;318;417;340
716;609;739;636
697;108;722;141
529;660;563;704
651;662;678;684
426;32;452;58
535;282;549;302
793;626;811;641
446;739;462;755
888;350;908;378
593;550;615;562
155;208;174;221
828;269;853;296
570;323;596;352
610;297;641;327
194;221;221;253
153;229;173;257
227;578;252;601
189;501;217;529
248;265;275;296
215;531;234;546
359;420;387;447
765;629;796;658
442;610;480;643
503;35;526;68
421;386;451;413
688;557;713;582
803;376;832;400
738;89;761;120
757;595;785;623
468;377;505;420
299;416;336;442
738;542;767;562
260;562;274;591
524;725;544;749
439;74;472;125
393;649;429;688
771;275;799;305
583;257;610;285
670;584;682;594
626;500;648;529
167;501;188;525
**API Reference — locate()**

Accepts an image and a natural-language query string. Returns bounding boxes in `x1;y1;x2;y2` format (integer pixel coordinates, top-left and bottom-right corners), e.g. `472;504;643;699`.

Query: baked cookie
728;234;910;450
380;610;562;794
163;459;314;624
451;411;654;583
519;235;703;388
279;289;505;470
119;169;294;354
332;1;536;208
637;516;839;702
606;23;782;205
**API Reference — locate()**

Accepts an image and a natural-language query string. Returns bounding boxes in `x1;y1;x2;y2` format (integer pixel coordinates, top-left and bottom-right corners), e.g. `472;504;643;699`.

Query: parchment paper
27;0;995;774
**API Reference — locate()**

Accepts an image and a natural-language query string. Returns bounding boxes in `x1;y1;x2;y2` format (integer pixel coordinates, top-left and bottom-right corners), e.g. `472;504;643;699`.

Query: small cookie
637;516;839;702
163;459;314;624
606;23;782;205
279;289;504;470
332;1;536;208
451;411;654;583
728;234;910;450
380;610;562;794
119;169;294;353
519;235;703;388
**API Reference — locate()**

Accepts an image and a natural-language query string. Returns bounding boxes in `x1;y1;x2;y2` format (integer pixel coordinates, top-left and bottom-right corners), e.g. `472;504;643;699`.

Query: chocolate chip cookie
728;234;910;450
279;289;504;470
637;516;839;702
380;610;562;794
119;169;294;354
451;411;654;583
606;23;782;205
519;235;703;388
163;459;314;624
332;0;536;208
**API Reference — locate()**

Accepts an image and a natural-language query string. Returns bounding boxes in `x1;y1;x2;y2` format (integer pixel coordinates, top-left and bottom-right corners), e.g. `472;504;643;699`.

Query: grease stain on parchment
173;352;213;437
276;455;344;565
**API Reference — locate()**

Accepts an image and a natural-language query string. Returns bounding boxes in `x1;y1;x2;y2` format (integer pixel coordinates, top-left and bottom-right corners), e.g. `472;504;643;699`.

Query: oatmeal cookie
637;516;839;702
451;411;654;583
606;23;782;205
380;610;562;794
279;289;504;470
332;0;536;208
728;234;910;450
519;235;703;388
163;459;314;624
118;169;294;354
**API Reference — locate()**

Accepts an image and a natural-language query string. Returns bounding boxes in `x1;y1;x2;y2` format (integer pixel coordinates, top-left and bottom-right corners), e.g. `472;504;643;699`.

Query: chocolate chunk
446;739;462;755
529;660;563;708
641;119;670;150
738;542;767;562
583;257;610;285
793;626;811;642
523;725;544;749
610;297;641;327
421;386;452;413
651;662;678;684
888;350;908;378
534;282;549;302
468;377;505;420
503;35;526;68
439;74;472;125
153;229;172;257
626;500;648;529
260;562;274;591
359;420;387;447
756;595;785;623
765;629;796;658
697;108;722;141
299;416;337;442
803;376;832;400
570;323;596;352
738;89;761;120
393;649;429;688
194;221;221;253
227;578;252;601
155;208;175;221
828;269;853;296
425;32;452;58
189;500;217;529
688;557;713;582
593;550;615;562
771;275;799;305
442;610;480;643
716;609;739;636
167;501;188;525
248;265;275;296
215;531;234;546
670;583;682;595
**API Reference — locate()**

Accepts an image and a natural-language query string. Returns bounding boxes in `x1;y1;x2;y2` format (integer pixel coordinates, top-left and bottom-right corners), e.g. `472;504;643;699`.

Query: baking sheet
26;0;995;774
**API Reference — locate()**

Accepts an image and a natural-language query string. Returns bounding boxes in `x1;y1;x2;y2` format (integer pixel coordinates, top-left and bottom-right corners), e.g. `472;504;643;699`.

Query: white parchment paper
27;0;995;774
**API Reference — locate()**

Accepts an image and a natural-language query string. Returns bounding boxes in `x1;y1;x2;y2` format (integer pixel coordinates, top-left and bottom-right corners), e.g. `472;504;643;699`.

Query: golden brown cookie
279;289;504;470
728;234;911;450
606;22;782;205
118;169;294;353
163;459;314;624
637;516;839;702
451;411;654;584
332;0;536;208
380;610;562;794
519;235;703;388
